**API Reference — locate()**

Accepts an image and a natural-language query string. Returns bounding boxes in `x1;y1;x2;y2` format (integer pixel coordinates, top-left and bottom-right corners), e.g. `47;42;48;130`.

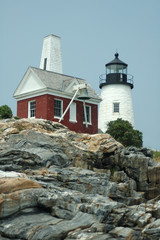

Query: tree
106;118;143;148
0;105;13;119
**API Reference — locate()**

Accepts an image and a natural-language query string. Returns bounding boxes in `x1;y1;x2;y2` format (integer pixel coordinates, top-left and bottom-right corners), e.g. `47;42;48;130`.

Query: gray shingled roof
31;67;101;101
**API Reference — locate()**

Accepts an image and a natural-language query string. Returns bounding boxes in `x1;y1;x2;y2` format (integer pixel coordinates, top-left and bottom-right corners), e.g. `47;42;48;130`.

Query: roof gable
64;78;79;93
14;67;46;97
14;67;101;103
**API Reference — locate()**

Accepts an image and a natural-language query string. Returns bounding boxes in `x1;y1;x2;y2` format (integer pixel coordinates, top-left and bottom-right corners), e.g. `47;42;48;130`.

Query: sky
0;0;160;150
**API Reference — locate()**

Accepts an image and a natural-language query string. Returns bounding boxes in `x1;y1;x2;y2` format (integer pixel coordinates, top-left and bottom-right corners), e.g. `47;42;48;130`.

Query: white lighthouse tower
98;53;134;133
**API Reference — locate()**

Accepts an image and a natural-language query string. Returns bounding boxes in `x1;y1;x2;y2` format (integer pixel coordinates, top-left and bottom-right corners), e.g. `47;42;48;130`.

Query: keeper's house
13;35;101;134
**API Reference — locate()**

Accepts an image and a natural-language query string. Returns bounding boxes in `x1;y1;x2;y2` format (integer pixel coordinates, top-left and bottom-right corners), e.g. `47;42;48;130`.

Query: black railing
99;73;134;88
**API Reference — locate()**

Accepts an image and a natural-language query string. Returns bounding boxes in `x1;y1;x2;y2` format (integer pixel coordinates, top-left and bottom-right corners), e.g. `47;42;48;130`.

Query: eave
13;88;101;104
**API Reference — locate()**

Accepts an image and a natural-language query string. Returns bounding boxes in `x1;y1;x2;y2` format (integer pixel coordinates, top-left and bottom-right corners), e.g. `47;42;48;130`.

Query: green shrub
106;118;143;148
15;123;24;131
0;105;13;119
153;151;160;162
14;116;21;120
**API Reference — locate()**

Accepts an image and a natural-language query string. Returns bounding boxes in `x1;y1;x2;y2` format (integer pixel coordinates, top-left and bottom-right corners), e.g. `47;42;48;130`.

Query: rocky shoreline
0;118;160;239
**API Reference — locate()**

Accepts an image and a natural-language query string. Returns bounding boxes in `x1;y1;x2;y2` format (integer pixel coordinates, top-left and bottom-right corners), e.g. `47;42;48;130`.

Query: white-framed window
113;102;120;113
28;100;36;118
54;99;63;118
70;102;77;122
83;105;91;124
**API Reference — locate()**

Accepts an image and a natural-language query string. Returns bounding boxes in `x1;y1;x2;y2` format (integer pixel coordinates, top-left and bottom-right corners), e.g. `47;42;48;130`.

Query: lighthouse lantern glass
106;64;127;75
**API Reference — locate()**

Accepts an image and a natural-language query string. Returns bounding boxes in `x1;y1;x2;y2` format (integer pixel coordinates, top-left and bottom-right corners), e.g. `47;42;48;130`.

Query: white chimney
40;34;63;74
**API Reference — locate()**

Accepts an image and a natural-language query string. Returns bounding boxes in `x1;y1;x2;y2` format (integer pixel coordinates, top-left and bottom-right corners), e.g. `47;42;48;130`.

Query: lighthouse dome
105;53;128;67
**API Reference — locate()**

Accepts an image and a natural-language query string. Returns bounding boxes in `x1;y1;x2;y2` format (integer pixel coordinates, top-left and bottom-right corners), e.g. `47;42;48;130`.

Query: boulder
109;227;135;239
0;170;26;178
0;177;42;194
0;188;43;218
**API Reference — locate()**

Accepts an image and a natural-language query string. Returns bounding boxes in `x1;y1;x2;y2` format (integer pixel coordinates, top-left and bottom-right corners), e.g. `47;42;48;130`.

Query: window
70;102;77;122
83;105;91;124
113;103;120;113
44;58;47;70
28;100;36;118
106;65;127;74
54;99;63;118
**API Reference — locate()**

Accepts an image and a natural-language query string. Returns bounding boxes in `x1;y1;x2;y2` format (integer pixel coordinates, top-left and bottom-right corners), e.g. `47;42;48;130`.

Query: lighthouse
98;53;134;133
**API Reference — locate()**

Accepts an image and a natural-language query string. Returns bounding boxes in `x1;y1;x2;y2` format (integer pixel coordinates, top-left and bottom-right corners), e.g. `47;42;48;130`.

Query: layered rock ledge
0;118;160;240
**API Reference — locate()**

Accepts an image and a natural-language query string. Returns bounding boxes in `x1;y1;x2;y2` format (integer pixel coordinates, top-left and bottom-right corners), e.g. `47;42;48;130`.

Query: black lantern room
99;53;134;89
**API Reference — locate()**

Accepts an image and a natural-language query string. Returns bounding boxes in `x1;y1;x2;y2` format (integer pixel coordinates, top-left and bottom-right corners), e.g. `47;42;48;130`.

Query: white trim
69;102;77;123
54;116;60;119
14;88;101;104
83;122;92;125
13;67;46;97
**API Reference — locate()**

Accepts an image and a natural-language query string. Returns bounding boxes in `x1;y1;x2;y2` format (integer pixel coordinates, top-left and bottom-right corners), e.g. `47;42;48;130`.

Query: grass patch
153;151;160;163
14;123;24;132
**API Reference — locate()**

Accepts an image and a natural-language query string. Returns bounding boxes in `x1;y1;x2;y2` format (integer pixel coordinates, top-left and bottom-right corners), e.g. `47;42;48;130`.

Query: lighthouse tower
98;53;134;133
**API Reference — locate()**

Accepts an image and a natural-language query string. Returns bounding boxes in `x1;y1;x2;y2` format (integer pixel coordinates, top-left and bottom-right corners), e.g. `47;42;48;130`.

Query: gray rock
1;119;160;240
137;213;152;228
109;226;134;239
142;219;160;240
0;188;45;218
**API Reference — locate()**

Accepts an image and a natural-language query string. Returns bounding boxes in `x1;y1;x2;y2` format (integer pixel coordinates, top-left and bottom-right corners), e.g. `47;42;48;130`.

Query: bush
153;151;160;162
106;118;143;148
0;105;13;119
14;116;21;120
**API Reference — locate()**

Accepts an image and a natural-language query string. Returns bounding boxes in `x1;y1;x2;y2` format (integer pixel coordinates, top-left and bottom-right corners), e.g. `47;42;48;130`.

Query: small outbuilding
13;35;101;134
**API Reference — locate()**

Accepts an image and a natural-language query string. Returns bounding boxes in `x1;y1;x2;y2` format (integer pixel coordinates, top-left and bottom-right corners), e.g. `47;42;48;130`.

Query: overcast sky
0;0;160;150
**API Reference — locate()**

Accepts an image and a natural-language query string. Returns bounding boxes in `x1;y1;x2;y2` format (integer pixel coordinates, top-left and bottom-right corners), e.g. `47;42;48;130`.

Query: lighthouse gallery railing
99;74;134;88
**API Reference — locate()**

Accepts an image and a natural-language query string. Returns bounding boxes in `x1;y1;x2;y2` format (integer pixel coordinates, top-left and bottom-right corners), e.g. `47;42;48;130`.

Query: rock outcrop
0;118;160;240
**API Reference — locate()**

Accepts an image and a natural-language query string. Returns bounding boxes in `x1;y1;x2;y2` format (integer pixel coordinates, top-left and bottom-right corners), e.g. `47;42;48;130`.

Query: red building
14;67;101;134
13;35;101;134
